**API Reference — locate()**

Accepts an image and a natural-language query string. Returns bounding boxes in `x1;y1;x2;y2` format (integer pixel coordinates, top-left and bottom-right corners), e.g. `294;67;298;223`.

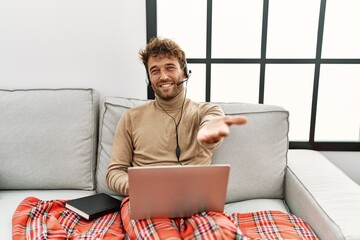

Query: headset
145;59;192;86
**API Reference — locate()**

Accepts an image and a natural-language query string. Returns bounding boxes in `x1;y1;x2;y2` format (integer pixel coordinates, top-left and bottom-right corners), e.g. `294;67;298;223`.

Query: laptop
128;164;230;220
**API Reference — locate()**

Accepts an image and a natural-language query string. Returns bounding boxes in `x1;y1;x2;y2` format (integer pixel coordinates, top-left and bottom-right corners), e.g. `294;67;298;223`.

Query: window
212;0;263;58
211;64;260;103
157;0;207;58
146;0;360;151
264;64;314;141
316;64;360;142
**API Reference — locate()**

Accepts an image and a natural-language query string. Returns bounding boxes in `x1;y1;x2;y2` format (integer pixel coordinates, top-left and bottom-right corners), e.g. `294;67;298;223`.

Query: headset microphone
176;68;191;86
176;79;188;86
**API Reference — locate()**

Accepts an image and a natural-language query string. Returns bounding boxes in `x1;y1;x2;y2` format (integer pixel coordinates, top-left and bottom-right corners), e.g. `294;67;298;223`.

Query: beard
152;76;183;100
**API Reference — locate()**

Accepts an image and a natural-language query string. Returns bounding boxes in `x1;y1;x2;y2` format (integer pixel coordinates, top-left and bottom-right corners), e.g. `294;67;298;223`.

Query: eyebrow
149;63;177;73
165;63;177;68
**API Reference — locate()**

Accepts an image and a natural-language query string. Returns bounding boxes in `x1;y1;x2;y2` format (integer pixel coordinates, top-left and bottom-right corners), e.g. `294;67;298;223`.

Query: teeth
160;83;172;87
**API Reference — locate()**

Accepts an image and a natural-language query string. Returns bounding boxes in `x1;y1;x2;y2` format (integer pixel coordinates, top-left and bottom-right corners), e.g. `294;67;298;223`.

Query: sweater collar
154;88;186;111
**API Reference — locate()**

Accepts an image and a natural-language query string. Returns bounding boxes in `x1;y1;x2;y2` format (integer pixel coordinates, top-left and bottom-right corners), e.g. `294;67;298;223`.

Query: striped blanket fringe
12;197;318;240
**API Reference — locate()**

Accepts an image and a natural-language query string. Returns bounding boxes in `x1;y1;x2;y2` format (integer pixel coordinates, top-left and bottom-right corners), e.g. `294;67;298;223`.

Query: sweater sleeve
200;103;224;125
106;111;133;196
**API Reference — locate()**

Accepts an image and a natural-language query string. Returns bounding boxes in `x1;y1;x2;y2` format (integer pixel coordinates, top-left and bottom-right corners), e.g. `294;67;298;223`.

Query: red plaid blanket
12;197;318;239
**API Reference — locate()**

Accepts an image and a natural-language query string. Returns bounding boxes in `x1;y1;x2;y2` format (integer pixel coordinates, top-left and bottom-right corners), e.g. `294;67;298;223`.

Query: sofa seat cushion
225;199;289;215
1;190;95;240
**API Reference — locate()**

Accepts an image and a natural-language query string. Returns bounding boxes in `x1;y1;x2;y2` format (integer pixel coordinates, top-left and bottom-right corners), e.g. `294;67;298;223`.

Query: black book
65;193;122;220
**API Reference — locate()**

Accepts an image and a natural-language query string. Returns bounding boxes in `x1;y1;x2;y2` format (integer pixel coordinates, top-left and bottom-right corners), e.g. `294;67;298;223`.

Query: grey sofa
1;88;359;239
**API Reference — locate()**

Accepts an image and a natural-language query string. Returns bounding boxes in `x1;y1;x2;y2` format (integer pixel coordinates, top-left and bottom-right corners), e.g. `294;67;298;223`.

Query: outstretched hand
197;115;247;146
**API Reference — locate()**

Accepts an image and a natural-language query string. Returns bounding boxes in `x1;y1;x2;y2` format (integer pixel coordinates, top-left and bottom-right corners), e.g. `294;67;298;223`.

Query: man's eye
167;66;176;71
150;70;159;75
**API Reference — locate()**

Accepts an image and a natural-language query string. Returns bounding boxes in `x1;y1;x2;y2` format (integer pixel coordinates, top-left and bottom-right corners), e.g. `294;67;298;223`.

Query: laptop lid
128;164;230;220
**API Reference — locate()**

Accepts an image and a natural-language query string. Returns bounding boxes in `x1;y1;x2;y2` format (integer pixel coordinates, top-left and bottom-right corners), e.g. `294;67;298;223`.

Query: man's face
148;54;185;100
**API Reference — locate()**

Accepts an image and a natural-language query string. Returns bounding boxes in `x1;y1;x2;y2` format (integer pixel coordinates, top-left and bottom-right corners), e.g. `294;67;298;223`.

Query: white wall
0;0;147;100
1;0;359;183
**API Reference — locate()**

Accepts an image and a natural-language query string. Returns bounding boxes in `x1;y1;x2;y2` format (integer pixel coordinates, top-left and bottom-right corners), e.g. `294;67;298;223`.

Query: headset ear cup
184;65;189;79
146;72;151;86
184;59;191;79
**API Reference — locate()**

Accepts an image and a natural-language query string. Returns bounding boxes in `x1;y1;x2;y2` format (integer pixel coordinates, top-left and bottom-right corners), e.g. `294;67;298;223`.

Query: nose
159;70;169;80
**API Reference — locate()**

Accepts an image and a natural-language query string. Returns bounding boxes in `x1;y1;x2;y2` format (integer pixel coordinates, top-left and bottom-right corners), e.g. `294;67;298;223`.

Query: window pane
264;64;315;141
212;0;263;58
315;64;360;141
157;0;207;58
322;0;360;58
267;0;320;58
211;64;260;103
185;64;206;102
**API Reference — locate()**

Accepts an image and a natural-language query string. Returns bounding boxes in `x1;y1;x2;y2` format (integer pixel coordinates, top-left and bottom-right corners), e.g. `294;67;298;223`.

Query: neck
155;88;185;111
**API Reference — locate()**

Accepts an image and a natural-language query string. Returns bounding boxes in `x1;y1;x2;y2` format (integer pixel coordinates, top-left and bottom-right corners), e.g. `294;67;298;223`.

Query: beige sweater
106;91;224;196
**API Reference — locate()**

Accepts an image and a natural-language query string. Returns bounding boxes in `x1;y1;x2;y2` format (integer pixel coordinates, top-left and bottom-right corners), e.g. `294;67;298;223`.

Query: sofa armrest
285;150;360;240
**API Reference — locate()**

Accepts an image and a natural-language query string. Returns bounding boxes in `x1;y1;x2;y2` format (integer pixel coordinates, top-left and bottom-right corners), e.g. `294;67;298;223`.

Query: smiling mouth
159;82;174;88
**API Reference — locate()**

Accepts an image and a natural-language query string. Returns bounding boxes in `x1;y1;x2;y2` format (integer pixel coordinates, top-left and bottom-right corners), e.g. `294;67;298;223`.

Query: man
106;37;248;239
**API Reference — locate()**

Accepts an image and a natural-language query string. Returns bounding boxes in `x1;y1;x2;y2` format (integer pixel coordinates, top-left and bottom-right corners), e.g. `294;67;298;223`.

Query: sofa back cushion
0;89;99;190
96;98;289;202
212;102;289;202
96;97;148;195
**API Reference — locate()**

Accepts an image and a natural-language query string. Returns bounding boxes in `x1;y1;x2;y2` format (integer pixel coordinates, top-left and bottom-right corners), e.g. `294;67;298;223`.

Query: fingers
197;129;229;145
197;115;247;147
224;115;248;126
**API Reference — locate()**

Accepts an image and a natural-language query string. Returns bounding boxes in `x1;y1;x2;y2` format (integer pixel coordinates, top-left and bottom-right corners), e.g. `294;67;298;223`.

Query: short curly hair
139;37;187;72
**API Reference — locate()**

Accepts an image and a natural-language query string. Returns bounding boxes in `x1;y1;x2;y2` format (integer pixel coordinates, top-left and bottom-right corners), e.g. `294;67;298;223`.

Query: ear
146;70;152;86
148;79;154;88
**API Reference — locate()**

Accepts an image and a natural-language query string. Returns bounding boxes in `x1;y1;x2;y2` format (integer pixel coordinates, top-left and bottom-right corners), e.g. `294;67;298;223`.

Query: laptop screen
128;164;230;219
